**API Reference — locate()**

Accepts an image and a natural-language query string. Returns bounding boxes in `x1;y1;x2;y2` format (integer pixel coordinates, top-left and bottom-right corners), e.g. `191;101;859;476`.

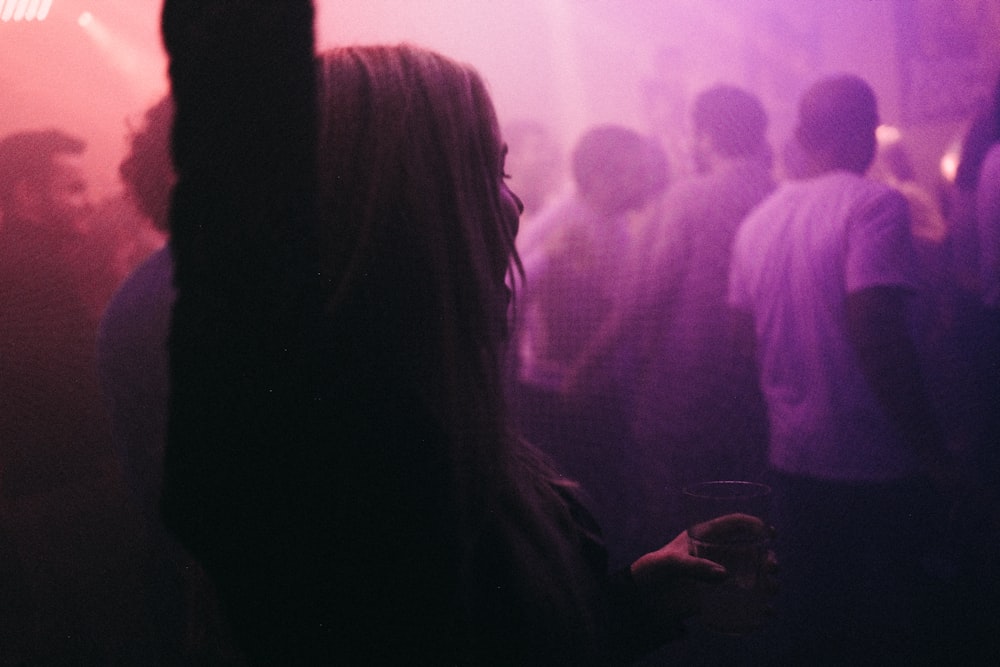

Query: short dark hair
119;96;175;230
692;85;768;158
0;129;86;210
795;74;878;154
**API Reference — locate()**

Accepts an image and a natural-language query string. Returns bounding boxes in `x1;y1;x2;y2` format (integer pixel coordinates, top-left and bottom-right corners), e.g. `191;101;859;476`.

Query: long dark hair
316;44;516;526
315;44;604;660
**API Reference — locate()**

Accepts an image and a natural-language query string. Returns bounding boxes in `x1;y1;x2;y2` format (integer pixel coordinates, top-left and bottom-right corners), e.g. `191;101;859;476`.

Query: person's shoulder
741;178;799;218
823;170;894;196
853;174;910;214
101;247;175;325
800;171;905;215
662;165;763;214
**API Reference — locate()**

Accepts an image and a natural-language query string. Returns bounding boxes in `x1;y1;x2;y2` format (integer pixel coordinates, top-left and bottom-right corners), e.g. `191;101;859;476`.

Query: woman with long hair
161;3;751;663
312;44;608;663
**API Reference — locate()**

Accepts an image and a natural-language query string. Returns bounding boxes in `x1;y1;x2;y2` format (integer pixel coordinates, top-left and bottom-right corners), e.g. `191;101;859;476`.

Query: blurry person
942;80;1000;458
976;75;1000;349
777;134;810;181
159;2;763;662
97;96;242;665
91;100;177;284
631;85;774;549
935;75;1000;504
0;128;104;501
873;141;947;245
870;138;966;452
971;67;1000;528
99;97;176;527
968;72;1000;652
728;74;951;663
951;83;1000;297
0;129;119;318
501;119;566;400
0;129;147;662
514;124;670;568
0;129;93;232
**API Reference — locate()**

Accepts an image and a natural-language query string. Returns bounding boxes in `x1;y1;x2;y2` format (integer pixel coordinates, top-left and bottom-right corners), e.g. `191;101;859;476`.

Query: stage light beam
1;0;51;21
12;0;29;22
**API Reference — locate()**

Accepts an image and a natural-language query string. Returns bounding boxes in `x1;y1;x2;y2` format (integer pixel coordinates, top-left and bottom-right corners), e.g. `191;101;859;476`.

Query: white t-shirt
728;171;920;481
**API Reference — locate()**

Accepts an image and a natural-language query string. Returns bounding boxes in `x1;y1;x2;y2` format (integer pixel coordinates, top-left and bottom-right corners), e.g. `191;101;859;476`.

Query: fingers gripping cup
683;481;772;635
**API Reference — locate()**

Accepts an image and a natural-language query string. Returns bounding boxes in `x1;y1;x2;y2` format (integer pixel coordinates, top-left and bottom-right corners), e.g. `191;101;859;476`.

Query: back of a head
571;124;670;214
692;85;768;159
795;74;879;174
119;96;176;232
314;43;516;444
0;129;85;213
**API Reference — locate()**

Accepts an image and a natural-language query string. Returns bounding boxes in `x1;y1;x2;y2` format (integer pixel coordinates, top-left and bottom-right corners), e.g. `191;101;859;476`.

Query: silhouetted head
795;74;879;175
119;95;176;232
571;125;670;216
0;128;90;228
691;84;769;172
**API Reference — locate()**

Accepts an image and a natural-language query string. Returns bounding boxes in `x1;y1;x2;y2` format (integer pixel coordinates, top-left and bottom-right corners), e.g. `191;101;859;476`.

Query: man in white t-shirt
728;75;951;663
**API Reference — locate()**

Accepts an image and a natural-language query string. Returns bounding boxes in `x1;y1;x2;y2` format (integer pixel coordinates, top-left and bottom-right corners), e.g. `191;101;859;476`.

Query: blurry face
43;154;92;227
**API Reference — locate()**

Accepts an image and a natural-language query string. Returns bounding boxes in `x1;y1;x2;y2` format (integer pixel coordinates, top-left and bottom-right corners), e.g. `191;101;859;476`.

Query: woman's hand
630;514;775;623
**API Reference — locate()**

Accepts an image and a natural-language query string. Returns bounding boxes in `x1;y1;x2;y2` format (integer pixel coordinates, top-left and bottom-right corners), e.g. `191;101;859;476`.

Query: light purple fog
1;1;998;199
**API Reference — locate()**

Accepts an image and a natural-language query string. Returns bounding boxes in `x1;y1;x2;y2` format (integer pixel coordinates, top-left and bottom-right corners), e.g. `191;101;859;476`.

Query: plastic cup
683;480;772;635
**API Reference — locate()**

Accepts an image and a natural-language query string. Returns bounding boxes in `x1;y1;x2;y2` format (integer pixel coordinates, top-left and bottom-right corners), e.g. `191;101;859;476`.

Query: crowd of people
0;1;997;664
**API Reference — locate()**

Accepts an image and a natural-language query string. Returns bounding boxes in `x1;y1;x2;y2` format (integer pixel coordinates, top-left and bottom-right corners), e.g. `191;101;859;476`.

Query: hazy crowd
0;1;998;664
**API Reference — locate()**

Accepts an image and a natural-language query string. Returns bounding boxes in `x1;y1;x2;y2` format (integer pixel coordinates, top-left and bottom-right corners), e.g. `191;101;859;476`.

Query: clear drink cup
682;480;772;635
